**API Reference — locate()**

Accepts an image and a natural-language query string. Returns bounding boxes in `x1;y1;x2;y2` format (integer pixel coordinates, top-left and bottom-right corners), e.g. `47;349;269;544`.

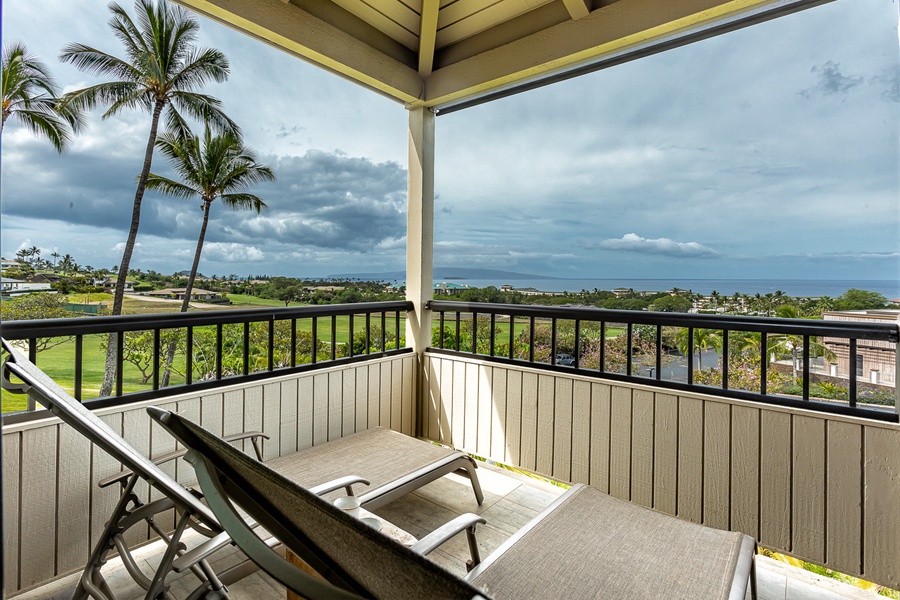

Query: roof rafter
561;0;591;20
418;0;440;77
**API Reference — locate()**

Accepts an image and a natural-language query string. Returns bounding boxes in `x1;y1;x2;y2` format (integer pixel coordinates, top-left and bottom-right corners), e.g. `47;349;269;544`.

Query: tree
51;251;61;269
0;294;75;352
59;0;238;396
769;305;835;380
147;125;273;385
648;295;692;312
1;42;83;151
834;289;889;311
675;328;722;370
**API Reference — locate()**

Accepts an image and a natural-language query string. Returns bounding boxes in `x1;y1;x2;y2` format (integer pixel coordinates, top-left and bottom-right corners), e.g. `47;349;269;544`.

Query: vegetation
59;0;238;395
1;41;83;151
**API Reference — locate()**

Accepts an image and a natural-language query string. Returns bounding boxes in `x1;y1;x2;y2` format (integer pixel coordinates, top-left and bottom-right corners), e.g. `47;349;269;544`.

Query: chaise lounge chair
0;339;483;599
150;407;759;600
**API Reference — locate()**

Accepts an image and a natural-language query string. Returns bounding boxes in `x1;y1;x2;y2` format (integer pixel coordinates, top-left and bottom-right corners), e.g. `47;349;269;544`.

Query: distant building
434;282;469;294
147;288;223;302
1;277;53;297
822;310;898;386
30;273;61;284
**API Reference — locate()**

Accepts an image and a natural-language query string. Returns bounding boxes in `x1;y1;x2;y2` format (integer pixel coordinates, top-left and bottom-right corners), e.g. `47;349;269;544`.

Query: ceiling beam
418;0;440;77
172;0;423;105
561;0;591;20
421;0;786;108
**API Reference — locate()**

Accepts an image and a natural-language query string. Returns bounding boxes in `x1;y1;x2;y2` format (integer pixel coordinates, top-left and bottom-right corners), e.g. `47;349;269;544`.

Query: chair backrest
148;407;490;600
0;339;220;530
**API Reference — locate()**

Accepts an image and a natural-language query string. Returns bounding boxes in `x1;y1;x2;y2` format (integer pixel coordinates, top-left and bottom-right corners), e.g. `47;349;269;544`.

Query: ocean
434;278;900;298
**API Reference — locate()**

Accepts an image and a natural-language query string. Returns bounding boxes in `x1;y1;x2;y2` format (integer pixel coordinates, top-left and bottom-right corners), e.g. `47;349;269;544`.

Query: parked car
555;353;575;366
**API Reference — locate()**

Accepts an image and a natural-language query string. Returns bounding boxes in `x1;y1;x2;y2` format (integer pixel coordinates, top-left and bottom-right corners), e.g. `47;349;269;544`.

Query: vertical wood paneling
490;367;508;463
439;357;453;445
792;415;825;562
863;426;900;588
297;376;313;451
222;389;245;437
552;378;573;483
535;374;555;476
401;356;414;436
379;362;392;428
825;420;861;574
3;432;21;595
313;373;329;446
282;379;301;454
356;366;369;432
505;369;522;465
328;371;343;440
174;398;201;486
477;365;492;457
653;393;678;516
244;385;263;441
368;363;381;430
391;360;403;433
678;397;703;523
589;382;611;493
90;414;123;557
630;389;654;508
342;368;356;436
464;363;479;450
121;409;152;548
730;405;760;540
760;410;792;550
19;426;58;588
609;386;632;501
148;400;178;535
426;357;440;440
200;393;224;436
452;361;466;448
519;372;538;471
703;402;731;530
261;382;281;461
570;380;591;485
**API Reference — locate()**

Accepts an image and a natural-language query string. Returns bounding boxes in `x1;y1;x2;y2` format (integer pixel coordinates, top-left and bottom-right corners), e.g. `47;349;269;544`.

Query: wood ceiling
171;0;824;110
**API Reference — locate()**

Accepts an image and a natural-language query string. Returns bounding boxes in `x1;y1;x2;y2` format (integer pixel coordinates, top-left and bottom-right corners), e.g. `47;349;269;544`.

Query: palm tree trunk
100;100;164;397
161;202;211;387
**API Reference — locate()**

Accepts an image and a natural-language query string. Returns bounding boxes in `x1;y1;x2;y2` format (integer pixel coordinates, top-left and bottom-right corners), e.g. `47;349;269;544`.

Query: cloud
201;242;266;262
870;66;900;103
799;61;864;98
595;233;719;257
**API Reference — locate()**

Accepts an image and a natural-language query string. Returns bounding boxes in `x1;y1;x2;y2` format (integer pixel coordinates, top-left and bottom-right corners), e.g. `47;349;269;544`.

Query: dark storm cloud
799;61;864;98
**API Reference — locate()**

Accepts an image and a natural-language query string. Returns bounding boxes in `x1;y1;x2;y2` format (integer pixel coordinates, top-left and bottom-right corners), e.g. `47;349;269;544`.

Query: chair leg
749;555;758;600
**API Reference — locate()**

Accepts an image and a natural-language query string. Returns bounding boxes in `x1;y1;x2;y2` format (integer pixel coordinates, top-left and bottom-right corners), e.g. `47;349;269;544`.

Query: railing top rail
0;301;414;340
428;300;899;342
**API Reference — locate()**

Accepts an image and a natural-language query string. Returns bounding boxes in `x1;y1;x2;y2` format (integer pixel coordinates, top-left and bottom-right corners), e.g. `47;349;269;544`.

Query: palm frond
59;44;141;82
170;91;239;137
145;173;199;199
221;193;269;214
13;108;72;152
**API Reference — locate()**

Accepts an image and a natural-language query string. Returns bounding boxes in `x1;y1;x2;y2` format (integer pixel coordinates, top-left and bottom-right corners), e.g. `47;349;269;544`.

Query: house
1;276;53;296
822;309;899;386
146;287;223;302
29;273;61;284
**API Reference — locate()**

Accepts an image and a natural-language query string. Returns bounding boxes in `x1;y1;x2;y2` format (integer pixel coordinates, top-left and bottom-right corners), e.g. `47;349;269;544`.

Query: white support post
405;107;435;359
895;314;900;414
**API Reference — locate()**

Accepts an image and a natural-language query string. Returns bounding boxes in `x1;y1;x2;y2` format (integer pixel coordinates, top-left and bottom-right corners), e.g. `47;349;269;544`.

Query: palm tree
676;328;723;370
1;42;83;151
59;0;237;396
147;126;274;385
769;305;836;380
51;251;61;269
59;253;74;274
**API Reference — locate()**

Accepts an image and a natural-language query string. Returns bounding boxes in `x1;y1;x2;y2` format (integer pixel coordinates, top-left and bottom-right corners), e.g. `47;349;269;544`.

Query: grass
225;294;305;307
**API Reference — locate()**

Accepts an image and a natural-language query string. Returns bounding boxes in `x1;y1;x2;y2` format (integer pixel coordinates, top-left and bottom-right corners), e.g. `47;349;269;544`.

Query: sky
1;0;898;282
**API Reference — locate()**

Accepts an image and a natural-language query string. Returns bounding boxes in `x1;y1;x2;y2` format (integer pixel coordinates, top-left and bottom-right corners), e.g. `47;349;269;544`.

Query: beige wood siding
422;352;900;589
1;354;415;595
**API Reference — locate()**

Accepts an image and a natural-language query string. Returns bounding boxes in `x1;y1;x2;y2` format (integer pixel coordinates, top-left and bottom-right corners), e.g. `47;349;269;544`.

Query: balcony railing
1;301;413;424
428;300;899;422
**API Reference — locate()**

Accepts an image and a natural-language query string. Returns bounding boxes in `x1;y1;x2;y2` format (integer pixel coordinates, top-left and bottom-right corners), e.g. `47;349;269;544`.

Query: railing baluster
802;334;810;401
574;319;581;369
455;312;461;351
311;317;318;364
349;313;355;357
849;338;857;405
551;318;558;365
626;323;633;376
687;328;694;385
116;331;124;396
152;329;160;391
243;322;251;376
599;321;606;372
395;310;400;350
268;319;275;371
186;327;193;385
490;313;496;357
365;313;371;355
381;312;387;351
331;315;337;361
760;332;768;396
721;330;729;390
74;334;83;401
472;312;478;354
529;316;535;363
216;324;223;380
439;311;445;349
290;319;297;367
655;325;662;380
508;315;515;360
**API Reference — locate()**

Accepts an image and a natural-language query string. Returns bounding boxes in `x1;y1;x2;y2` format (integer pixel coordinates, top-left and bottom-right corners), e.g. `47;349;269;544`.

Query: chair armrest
98;431;269;488
411;513;486;568
308;475;370;497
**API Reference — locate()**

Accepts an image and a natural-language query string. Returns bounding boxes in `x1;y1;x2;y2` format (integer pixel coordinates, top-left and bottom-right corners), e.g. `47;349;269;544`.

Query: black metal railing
428;300;899;422
1;301;412;423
